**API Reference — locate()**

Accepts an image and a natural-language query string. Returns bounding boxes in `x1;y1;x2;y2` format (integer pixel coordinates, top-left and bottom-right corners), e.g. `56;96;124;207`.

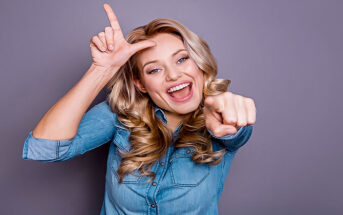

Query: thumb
129;40;156;56
208;118;238;137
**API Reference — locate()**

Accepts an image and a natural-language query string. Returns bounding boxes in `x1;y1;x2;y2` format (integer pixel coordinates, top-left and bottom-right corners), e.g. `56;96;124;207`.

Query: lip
166;81;192;93
166;82;193;102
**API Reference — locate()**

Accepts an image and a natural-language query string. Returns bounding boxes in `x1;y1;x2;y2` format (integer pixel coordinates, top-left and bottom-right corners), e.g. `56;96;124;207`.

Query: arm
203;91;256;152
32;64;116;140
22;100;116;162
208;125;253;152
22;63;118;162
22;3;157;162
32;3;155;140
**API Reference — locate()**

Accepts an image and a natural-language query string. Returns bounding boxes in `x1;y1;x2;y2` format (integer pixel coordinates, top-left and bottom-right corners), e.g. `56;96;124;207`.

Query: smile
166;82;193;102
167;82;190;93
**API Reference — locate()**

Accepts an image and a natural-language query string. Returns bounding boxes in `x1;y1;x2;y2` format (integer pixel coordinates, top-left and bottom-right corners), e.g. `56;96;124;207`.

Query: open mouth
166;82;193;102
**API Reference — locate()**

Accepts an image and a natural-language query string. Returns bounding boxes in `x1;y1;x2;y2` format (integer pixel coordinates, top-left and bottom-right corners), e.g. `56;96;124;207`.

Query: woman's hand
89;3;156;71
203;92;256;137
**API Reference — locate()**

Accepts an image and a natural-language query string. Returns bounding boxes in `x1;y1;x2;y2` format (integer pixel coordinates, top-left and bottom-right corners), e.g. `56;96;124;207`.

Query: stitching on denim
114;124;129;131
113;135;130;153
56;140;60;159
111;147;141;184
170;156;210;187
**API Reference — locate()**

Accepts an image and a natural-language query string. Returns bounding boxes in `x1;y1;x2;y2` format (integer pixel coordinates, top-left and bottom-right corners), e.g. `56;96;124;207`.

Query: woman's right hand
89;3;156;71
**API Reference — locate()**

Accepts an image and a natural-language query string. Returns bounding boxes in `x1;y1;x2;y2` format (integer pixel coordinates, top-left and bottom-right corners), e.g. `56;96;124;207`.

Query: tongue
170;86;190;99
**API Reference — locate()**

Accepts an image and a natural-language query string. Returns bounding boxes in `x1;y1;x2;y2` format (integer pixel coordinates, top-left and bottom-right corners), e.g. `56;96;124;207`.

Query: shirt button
186;149;191;154
160;161;165;166
151;204;156;208
152;182;157;186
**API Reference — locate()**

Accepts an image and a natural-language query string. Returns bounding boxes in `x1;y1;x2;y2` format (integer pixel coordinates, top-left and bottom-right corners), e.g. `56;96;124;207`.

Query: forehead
136;33;185;65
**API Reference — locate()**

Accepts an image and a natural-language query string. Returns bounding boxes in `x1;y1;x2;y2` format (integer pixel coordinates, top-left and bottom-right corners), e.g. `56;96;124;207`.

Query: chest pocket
170;147;210;187
111;126;145;184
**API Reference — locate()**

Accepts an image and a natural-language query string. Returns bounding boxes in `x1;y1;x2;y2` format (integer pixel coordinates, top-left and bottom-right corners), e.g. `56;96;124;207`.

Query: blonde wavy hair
105;18;231;184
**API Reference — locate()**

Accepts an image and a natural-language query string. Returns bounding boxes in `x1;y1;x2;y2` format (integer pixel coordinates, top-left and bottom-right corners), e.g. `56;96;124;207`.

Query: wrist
89;63;119;79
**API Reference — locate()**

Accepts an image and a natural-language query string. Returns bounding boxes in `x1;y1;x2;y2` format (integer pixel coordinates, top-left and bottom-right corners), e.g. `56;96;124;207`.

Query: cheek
187;62;204;80
144;78;163;94
194;70;204;87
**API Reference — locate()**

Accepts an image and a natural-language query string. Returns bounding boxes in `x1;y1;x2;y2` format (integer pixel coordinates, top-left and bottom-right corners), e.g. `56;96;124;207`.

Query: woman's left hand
203;92;256;137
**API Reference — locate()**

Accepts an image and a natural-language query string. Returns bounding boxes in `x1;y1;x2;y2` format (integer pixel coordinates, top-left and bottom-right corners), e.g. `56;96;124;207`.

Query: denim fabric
22;100;253;215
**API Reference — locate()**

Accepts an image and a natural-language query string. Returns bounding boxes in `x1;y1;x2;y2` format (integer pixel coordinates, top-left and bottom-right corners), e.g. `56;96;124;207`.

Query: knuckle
227;117;237;124
91;36;98;43
204;97;212;103
237;121;247;127
224;92;232;98
236;95;244;104
246;98;255;106
105;26;112;32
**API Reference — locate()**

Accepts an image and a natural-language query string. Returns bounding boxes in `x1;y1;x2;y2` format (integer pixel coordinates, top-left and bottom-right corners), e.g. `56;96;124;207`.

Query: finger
235;96;247;127
104;27;114;50
203;105;222;124
128;40;157;56
97;32;107;50
103;4;124;36
91;36;106;52
208;94;237;126
206;112;238;137
221;98;237;126
204;96;225;113
245;98;256;125
204;96;215;108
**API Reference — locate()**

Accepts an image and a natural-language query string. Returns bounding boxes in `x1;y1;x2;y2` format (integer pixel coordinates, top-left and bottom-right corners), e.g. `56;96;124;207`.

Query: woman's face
134;32;204;118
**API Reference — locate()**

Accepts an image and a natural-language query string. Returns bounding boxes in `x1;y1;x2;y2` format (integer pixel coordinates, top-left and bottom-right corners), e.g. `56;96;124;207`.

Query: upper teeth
168;83;190;93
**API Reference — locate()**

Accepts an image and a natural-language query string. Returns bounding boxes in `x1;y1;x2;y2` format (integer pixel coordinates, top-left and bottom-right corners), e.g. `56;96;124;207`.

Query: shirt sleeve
208;125;254;152
22;100;116;163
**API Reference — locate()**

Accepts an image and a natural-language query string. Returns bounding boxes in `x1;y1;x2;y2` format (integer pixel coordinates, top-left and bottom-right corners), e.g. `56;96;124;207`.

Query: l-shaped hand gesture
89;4;156;71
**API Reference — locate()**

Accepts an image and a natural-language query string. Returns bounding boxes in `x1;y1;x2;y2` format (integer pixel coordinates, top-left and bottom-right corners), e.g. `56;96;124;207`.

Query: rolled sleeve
22;100;116;163
208;125;254;152
22;131;74;162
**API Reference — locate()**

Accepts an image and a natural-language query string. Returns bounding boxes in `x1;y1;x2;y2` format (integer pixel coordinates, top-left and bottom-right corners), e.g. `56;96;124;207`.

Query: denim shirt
22;100;253;215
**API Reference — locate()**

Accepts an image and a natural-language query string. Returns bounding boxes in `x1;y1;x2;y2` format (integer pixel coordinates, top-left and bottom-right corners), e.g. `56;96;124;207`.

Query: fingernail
102;47;106;51
109;45;113;50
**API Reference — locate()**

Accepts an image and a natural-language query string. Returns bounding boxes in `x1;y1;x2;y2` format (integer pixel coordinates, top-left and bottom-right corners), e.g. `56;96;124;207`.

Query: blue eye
148;69;159;74
177;56;189;64
147;56;189;74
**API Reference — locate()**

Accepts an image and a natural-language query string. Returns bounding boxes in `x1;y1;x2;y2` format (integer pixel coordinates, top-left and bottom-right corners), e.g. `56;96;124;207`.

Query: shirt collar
153;105;183;138
154;105;168;124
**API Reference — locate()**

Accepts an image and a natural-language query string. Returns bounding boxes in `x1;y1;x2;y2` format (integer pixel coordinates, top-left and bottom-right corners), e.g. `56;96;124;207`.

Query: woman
22;3;256;214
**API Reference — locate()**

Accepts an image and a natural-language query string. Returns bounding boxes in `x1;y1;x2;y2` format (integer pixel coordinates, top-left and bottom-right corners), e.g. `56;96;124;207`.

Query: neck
164;112;184;133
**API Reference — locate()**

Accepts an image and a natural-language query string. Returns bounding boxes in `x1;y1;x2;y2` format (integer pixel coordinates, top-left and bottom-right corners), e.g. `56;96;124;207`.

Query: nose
165;67;182;81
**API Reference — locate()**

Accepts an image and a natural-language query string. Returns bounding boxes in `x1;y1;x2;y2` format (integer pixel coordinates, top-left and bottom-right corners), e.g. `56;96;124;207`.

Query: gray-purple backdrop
1;0;342;214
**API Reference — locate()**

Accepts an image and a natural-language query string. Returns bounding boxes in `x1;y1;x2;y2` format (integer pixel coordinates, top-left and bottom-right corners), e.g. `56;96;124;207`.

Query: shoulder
93;100;129;129
86;100;119;124
93;100;113;112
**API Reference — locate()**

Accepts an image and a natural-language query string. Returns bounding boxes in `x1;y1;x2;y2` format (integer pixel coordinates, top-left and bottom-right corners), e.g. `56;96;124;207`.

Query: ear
133;78;147;93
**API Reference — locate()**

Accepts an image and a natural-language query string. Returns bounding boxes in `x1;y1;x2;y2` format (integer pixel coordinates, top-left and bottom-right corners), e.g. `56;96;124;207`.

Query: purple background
1;0;342;214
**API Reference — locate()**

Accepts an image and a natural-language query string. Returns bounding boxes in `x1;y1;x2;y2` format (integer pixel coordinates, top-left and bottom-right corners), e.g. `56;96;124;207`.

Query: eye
177;56;189;64
147;68;159;74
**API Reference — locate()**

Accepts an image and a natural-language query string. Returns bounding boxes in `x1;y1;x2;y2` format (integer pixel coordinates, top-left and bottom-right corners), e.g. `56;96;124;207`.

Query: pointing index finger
103;4;122;33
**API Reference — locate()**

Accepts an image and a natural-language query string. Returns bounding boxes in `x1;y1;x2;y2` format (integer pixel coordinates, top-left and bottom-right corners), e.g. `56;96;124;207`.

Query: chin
173;100;201;115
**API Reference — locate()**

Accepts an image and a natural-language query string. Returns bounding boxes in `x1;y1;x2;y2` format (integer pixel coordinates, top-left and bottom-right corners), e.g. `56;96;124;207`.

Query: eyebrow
142;48;187;71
